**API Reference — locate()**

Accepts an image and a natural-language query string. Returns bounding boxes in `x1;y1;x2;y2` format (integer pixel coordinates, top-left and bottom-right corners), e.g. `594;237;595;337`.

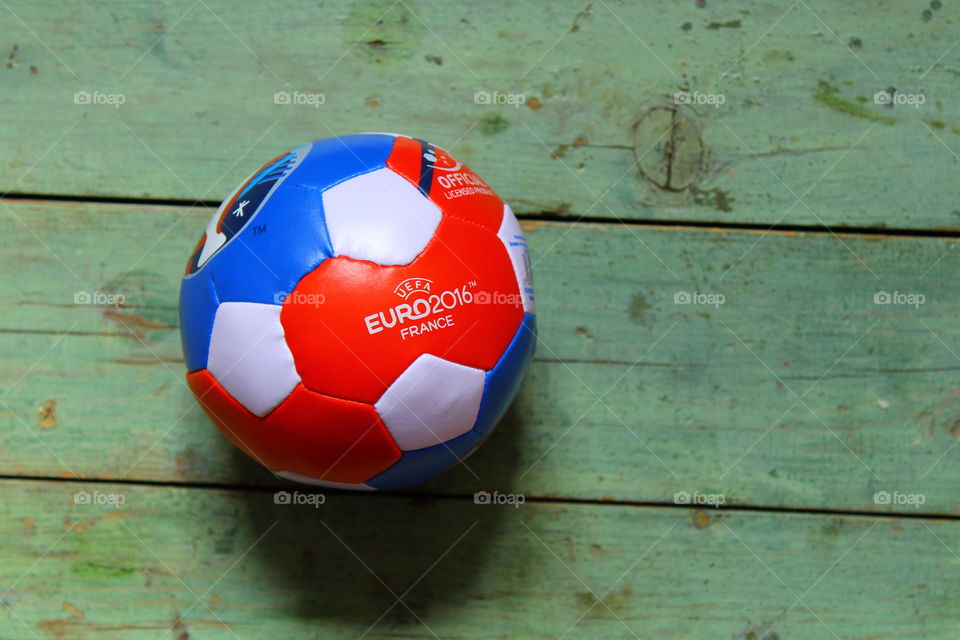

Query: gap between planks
4;192;960;241
0;473;955;523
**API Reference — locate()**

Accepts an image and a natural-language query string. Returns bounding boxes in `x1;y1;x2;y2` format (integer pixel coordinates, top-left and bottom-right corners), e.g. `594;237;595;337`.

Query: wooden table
2;1;959;638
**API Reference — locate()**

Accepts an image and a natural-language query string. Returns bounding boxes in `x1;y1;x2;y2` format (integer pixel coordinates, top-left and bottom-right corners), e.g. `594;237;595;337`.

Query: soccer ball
179;133;536;490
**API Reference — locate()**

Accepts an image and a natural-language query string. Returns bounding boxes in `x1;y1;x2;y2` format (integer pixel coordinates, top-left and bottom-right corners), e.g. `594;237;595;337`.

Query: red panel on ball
186;369;401;483
386;135;505;232
281;214;524;403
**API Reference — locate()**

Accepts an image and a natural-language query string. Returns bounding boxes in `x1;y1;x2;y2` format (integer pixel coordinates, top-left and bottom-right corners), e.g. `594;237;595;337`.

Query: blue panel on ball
366;430;485;490
180;133;398;370
204;134;398;304
205;179;331;305
179;272;219;372
472;313;537;437
291;133;398;192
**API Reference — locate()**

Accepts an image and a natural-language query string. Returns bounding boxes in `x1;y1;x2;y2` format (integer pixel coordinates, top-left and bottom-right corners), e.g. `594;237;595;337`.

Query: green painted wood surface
3;1;960;637
3;199;959;516
2;1;960;228
2;479;959;639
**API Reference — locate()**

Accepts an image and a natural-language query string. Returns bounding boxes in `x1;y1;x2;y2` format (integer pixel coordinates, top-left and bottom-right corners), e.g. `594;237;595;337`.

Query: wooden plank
2;199;959;514
2;1;959;228
1;478;958;639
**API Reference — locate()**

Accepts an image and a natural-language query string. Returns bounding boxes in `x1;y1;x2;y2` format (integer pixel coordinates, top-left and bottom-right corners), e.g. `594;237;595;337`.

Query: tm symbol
468;280;477;287
253;224;267;236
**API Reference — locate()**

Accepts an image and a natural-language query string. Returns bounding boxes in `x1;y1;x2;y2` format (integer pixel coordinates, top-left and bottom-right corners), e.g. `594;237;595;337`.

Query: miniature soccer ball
179;133;536;489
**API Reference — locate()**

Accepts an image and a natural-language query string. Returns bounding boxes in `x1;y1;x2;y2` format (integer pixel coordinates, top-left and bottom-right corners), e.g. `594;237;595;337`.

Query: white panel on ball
275;470;375;491
207;302;301;417
322;168;441;266
375;354;485;451
497;204;536;313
